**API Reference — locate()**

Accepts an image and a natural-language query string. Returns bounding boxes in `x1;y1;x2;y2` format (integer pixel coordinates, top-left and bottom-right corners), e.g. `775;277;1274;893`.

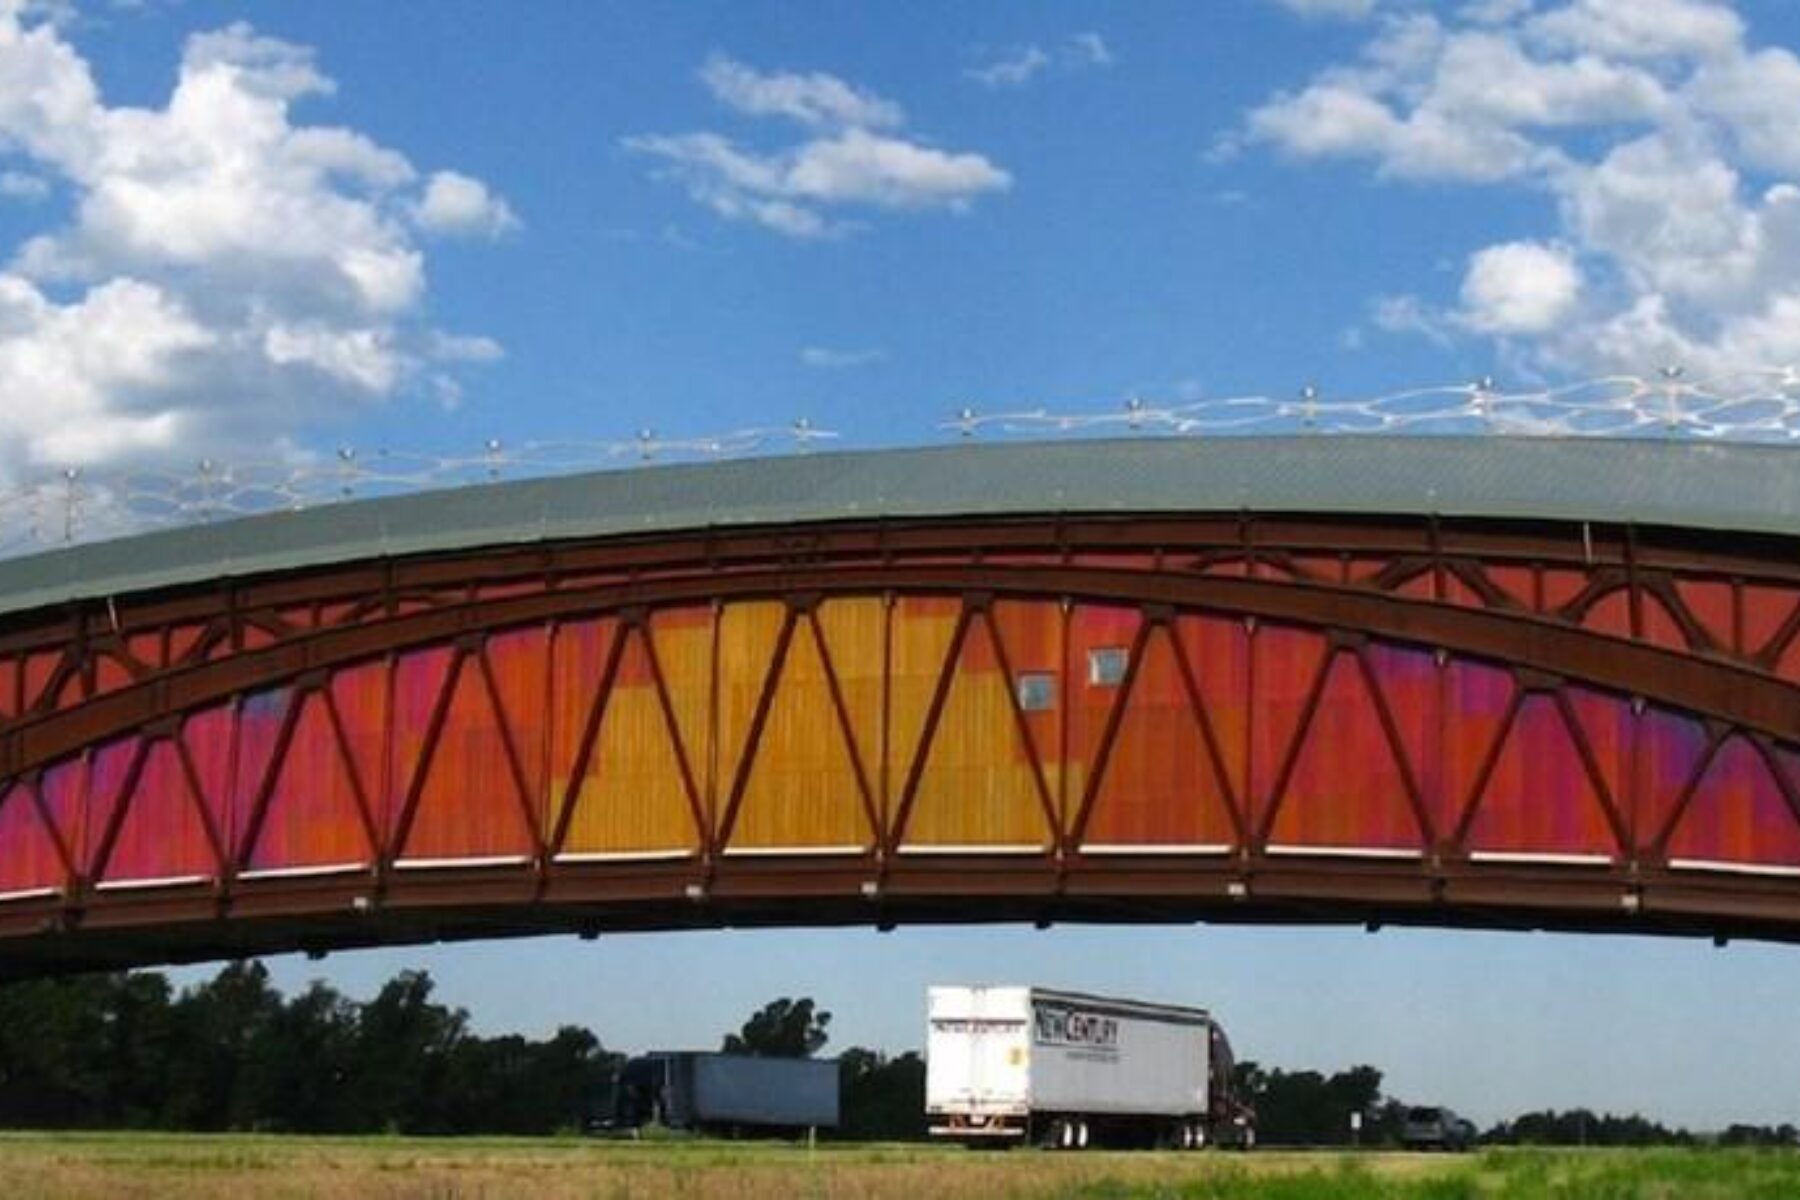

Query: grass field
0;1134;1797;1199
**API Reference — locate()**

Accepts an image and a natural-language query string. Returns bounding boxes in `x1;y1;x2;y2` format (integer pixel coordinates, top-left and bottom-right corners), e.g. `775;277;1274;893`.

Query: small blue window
1016;672;1056;712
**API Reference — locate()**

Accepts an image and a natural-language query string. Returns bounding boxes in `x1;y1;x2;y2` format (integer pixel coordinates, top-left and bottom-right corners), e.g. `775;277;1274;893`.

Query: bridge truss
1;504;1799;974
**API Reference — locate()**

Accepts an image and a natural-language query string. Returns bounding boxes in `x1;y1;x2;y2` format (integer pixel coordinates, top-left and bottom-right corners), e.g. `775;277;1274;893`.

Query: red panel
1673;580;1734;654
385;647;456;845
1464;695;1619;859
990;601;1061;782
1666;738;1800;869
21;651;59;712
166;623;207;665
92;653;133;697
37;757;88;877
246;691;372;871
1172;613;1250;808
1268;651;1423;852
181;706;236;849
86;738;143;877
1541;569;1590;614
485;628;551;806
1069;606;1143;812
0;658;16;720
0;783;66;894
1443;660;1514;822
329;661;390;834
1640;592;1689;653
1580;590;1632;639
126;632;163;672
234;688;294;856
100;740;216;884
1484;564;1534;610
1744;587;1798;660
1365;644;1443;837
1081;625;1236;849
1636;708;1711;853
1248;625;1329;836
400;653;536;862
1565;687;1633;847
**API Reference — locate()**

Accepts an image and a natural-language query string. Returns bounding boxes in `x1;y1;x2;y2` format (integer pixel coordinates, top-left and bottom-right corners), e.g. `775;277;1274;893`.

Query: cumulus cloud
629;55;1009;238
412;170;519;238
0;8;516;475
1459;241;1583;334
1231;0;1800;378
966;33;1115;89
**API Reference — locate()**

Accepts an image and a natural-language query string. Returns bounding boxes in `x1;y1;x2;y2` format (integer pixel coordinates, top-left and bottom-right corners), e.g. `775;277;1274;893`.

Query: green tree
722;997;831;1058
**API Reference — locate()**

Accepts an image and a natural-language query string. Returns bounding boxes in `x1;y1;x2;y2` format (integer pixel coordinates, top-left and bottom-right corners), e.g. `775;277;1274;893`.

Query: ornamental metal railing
3;368;1798;558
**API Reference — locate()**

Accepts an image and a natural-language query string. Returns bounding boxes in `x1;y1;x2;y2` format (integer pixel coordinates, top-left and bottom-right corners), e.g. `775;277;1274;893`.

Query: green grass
0;1133;1795;1198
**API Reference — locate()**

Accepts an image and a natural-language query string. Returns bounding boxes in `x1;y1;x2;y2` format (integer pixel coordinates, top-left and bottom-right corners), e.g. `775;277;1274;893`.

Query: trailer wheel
1057;1119;1075;1151
1075;1120;1090;1150
1192;1123;1207;1150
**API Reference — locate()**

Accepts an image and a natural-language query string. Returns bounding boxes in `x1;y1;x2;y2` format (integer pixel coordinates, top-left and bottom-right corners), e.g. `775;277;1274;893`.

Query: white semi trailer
926;985;1254;1150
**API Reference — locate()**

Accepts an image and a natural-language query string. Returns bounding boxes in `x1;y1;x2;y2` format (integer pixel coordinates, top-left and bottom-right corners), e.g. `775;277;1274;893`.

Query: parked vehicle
609;1052;839;1135
1402;1105;1476;1151
925;985;1255;1150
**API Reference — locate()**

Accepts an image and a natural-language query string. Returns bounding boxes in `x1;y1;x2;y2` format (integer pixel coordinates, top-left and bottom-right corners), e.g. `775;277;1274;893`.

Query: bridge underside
2;508;1800;975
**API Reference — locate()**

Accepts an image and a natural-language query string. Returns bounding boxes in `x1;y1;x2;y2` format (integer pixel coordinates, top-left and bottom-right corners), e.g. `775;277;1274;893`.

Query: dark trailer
612;1052;840;1134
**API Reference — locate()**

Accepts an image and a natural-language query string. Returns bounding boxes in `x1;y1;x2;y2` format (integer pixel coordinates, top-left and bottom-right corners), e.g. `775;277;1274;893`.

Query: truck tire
1075;1120;1090;1150
1057;1119;1076;1151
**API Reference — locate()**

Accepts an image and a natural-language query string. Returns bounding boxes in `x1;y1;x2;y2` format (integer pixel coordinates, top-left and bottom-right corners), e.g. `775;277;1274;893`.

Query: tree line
0;963;1787;1146
0;964;924;1137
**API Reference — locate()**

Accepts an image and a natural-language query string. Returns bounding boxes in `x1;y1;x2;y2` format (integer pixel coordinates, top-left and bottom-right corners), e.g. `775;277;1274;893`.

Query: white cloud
699;54;903;130
1231;0;1800;377
1458;240;1583;333
0;9;514;475
966;33;1116;89
799;345;884;369
1271;0;1381;20
412;170;519;238
630;56;1009;238
967;46;1050;89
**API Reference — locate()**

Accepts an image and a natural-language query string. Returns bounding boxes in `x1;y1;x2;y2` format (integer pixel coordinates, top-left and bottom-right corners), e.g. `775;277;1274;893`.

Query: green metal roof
1;435;1797;619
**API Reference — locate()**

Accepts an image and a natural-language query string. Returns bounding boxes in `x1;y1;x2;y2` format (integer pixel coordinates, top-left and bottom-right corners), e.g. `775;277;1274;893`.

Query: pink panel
100;740;216;884
1666;738;1800;869
247;691;373;871
1465;695;1619;859
0;783;66;894
1248;625;1329;835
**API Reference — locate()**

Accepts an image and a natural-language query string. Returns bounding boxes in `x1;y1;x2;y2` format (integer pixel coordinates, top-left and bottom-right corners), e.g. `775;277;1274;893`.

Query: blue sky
8;0;1800;1127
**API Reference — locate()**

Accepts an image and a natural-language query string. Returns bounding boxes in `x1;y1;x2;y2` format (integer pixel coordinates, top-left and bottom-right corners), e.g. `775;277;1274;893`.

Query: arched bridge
3;436;1800;975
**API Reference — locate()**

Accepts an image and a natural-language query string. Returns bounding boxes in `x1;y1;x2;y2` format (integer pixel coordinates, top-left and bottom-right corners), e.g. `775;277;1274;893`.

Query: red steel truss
0;511;1798;975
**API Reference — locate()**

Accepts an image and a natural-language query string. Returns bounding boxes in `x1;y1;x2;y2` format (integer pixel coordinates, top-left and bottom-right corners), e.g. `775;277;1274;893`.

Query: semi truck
609;1052;839;1135
926;985;1254;1150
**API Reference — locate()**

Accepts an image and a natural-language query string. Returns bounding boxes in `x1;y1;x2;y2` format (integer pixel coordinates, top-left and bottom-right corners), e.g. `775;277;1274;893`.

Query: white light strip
95;874;209;892
1081;843;1233;856
393;854;532;871
0;886;60;903
721;845;869;858
1669;857;1800;878
1265;844;1422;860
553;849;695;864
237;862;367;881
896;844;1046;856
1467;850;1613;866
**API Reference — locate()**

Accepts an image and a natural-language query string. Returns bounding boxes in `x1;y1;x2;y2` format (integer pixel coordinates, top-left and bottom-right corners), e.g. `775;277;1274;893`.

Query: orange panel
902;616;1052;850
728;617;874;851
716;602;787;818
1268;652;1424;852
246;691;373;871
992;602;1062;812
1442;660;1514;827
1248;625;1329;836
385;648;456;845
1744;586;1798;660
556;628;699;857
1673;580;1734;653
649;609;715;818
1068;605;1142;816
181;706;237;852
1172;614;1251;810
1580;590;1632;639
813;600;886;811
547;617;621;832
486;628;552;808
401;656;536;862
328;661;390;836
1080;625;1237;850
1463;695;1619;860
886;596;963;829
